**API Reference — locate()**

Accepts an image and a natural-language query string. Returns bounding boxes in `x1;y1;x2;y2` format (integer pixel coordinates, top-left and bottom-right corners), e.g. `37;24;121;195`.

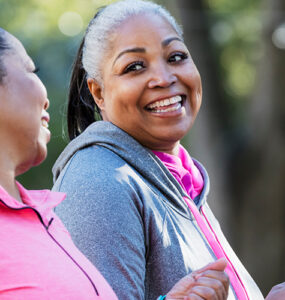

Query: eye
123;61;145;74
33;67;40;74
168;52;188;63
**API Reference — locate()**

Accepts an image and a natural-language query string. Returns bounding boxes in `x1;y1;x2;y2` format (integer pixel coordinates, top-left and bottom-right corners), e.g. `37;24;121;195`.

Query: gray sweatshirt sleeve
53;147;146;299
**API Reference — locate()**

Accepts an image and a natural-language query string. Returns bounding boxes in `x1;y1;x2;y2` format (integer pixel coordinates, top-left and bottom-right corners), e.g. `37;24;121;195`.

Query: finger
184;293;205;300
197;270;229;292
194;258;228;276
191;285;218;300
195;277;228;299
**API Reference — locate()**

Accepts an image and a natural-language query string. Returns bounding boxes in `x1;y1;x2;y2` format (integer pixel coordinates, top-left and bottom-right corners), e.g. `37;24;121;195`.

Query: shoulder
55;145;133;188
53;145;146;212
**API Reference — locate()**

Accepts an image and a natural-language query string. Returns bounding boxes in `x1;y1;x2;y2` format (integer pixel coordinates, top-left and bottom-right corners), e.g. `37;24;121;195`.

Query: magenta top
0;182;117;300
152;144;204;200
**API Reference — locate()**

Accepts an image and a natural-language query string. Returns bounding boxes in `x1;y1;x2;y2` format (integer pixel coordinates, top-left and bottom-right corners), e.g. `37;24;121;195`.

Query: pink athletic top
153;145;250;300
0;182;117;300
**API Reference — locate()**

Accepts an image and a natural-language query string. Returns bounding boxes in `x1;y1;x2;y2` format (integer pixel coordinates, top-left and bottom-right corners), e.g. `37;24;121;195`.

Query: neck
150;141;180;156
0;160;22;203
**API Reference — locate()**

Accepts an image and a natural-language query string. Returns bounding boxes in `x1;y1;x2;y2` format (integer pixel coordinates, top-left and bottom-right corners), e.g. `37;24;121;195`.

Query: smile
146;95;184;113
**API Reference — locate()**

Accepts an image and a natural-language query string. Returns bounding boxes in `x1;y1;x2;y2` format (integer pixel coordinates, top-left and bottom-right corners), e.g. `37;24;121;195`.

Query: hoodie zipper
0;199;99;296
184;197;249;300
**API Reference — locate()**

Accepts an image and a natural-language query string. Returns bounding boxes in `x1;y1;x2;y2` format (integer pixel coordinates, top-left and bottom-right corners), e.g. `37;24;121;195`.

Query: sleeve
54;148;146;300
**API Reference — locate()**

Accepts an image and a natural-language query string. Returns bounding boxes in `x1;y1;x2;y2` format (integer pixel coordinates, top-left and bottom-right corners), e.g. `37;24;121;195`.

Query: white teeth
41;119;49;128
164;99;170;106
155;102;182;113
148;95;182;109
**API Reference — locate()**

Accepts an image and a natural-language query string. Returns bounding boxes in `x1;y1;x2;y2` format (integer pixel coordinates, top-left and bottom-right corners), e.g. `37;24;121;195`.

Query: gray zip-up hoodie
52;121;263;300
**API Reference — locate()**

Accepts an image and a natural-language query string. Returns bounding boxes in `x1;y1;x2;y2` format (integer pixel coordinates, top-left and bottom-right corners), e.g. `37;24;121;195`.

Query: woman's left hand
165;258;229;300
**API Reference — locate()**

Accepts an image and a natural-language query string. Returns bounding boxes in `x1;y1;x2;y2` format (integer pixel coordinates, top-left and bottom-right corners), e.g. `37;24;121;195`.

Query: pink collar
152;145;204;200
0;181;65;219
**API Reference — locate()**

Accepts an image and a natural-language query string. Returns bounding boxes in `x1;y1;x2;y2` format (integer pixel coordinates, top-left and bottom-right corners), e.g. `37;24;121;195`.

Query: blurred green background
1;0;284;296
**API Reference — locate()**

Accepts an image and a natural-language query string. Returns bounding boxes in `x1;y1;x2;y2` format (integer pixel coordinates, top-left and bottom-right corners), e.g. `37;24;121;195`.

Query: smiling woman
0;29;50;198
51;1;264;300
87;13;202;154
0;28;118;300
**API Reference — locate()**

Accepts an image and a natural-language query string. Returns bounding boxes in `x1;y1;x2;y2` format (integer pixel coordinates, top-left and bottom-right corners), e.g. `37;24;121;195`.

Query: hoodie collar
52;121;210;216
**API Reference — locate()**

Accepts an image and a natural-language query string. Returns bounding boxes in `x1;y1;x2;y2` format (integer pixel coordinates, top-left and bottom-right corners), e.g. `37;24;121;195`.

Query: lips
145;95;184;113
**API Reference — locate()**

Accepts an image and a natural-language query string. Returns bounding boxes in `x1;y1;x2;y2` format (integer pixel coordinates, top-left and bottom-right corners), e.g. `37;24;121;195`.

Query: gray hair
82;0;183;84
0;28;10;84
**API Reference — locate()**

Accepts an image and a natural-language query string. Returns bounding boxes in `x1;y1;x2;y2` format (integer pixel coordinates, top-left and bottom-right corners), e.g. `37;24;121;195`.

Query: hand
265;282;285;300
165;258;229;300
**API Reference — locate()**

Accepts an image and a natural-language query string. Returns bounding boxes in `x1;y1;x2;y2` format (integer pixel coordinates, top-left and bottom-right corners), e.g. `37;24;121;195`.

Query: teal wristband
158;296;166;300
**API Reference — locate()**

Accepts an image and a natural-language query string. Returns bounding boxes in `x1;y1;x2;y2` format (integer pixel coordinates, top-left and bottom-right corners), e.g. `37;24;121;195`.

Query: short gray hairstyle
82;0;183;84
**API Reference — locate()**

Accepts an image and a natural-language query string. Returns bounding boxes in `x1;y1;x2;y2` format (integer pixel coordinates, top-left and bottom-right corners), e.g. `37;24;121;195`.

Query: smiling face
88;14;202;154
0;33;50;175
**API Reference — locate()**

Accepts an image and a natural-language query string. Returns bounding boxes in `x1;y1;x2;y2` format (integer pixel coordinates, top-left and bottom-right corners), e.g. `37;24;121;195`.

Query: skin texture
88;14;202;155
0;32;50;201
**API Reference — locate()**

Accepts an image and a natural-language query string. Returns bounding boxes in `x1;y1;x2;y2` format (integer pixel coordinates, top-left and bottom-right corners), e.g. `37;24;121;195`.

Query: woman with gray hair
53;0;265;299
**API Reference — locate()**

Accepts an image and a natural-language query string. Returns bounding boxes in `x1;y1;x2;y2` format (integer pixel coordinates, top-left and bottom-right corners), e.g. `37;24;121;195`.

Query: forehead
109;14;180;53
4;33;32;66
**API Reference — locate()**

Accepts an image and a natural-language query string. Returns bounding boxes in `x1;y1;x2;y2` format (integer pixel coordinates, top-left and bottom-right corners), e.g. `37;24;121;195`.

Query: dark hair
0;28;10;84
67;10;104;141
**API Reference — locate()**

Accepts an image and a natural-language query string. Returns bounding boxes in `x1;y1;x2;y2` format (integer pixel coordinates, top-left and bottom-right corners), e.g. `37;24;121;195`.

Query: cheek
104;81;141;112
184;67;201;89
31;77;47;101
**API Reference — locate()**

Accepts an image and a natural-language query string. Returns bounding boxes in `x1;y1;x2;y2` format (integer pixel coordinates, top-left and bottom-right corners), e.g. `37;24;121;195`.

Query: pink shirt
0;182;117;300
153;144;204;200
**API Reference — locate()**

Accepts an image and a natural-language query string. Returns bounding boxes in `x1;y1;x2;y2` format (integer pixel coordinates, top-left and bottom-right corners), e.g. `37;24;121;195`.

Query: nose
44;98;50;110
147;63;177;89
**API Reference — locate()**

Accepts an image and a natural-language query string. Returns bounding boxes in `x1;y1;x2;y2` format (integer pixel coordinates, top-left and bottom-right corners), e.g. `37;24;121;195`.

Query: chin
15;144;48;176
31;141;48;167
34;150;48;166
158;126;190;143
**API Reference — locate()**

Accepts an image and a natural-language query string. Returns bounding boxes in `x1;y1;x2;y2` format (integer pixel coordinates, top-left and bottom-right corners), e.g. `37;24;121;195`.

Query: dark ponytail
0;28;10;84
67;38;102;140
67;9;105;141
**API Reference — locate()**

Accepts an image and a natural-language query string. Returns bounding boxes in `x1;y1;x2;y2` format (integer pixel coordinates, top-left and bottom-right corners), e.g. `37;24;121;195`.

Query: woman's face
0;33;50;174
88;14;202;154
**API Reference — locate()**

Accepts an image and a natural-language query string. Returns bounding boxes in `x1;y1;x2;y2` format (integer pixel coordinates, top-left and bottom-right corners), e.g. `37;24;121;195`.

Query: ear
87;78;105;111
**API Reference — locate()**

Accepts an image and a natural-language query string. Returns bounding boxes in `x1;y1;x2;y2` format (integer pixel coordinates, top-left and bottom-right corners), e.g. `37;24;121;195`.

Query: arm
54;151;146;299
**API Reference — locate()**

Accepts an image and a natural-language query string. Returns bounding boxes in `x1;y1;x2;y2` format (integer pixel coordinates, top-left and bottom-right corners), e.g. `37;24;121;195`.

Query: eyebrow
162;37;183;47
114;47;146;64
113;36;183;66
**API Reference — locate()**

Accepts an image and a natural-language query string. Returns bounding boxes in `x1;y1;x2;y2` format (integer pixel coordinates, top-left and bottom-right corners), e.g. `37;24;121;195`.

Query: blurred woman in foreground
0;27;117;299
